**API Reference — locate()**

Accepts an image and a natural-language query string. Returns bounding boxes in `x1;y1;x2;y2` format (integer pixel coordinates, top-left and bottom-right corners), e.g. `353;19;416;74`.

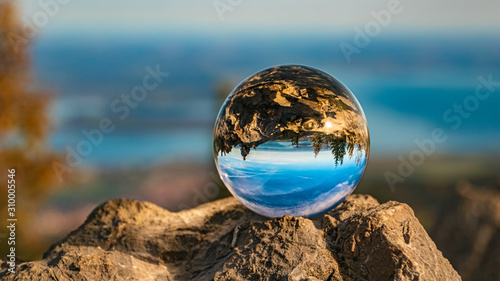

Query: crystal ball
213;65;370;218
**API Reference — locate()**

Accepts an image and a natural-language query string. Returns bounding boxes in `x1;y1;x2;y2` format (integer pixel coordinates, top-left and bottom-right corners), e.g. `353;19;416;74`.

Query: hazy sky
17;0;500;35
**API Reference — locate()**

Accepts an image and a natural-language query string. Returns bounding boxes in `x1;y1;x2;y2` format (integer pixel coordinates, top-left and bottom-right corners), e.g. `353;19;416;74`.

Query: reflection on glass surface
213;65;370;218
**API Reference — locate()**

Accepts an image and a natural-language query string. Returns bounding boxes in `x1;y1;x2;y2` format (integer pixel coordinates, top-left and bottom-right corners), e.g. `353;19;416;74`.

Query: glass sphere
213;65;369;218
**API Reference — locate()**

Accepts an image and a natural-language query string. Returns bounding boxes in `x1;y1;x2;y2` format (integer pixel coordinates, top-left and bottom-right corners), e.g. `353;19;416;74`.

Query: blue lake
33;33;500;168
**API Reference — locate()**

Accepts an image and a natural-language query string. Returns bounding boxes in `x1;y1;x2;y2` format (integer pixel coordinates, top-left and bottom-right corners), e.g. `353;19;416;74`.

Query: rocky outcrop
1;195;460;280
432;181;500;281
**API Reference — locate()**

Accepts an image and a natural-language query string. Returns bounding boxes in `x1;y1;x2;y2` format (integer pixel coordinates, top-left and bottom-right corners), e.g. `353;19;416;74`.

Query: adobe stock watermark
8;0;71;54
213;0;244;21
51;65;169;182
177;171;222;210
339;0;406;63
384;74;499;191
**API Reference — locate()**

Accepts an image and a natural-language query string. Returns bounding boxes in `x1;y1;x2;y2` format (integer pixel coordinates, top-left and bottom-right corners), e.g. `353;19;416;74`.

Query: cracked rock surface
0;195;460;280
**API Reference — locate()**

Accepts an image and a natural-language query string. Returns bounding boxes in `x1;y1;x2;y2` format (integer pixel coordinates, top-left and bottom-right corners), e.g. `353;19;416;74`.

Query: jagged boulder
1;195;460;280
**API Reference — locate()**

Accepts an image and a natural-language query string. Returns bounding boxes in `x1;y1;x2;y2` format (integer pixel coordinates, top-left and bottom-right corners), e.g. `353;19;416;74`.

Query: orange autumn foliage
0;1;64;260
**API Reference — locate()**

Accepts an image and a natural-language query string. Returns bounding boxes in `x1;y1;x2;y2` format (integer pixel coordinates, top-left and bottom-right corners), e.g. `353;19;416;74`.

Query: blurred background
0;0;499;279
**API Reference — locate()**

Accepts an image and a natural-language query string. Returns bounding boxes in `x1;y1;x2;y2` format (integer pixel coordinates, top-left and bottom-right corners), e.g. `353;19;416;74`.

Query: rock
432;181;500;281
1;194;460;280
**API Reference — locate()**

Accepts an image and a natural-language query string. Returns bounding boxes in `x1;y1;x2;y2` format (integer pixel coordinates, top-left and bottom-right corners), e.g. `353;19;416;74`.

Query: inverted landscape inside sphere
214;65;370;165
